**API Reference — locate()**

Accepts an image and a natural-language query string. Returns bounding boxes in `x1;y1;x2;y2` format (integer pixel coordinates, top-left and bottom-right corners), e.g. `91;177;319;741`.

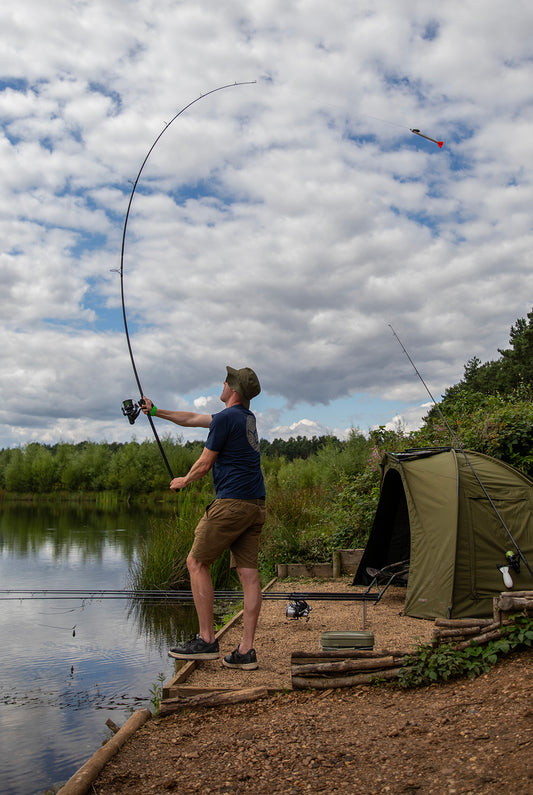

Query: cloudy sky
1;0;532;449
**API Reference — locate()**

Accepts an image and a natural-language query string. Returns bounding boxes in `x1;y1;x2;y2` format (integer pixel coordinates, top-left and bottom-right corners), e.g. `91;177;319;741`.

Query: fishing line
118;81;256;478
389;324;533;579
361;113;444;147
361;113;408;130
38;623;77;635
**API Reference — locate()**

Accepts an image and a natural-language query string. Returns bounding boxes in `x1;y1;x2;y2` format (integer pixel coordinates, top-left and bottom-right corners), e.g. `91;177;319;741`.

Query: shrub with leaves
327;468;380;549
398;613;533;688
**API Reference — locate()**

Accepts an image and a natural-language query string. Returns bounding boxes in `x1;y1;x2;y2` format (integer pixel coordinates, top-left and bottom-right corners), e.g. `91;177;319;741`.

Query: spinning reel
121;398;145;425
286;599;312;622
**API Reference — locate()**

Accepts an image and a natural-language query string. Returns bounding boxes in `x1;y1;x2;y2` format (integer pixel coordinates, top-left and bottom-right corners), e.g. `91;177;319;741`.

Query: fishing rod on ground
0;589;380;624
117;81;256;479
0;589;379;601
389;324;533;581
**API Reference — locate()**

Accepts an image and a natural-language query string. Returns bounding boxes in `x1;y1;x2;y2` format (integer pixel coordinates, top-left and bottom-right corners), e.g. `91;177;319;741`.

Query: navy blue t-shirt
205;405;265;499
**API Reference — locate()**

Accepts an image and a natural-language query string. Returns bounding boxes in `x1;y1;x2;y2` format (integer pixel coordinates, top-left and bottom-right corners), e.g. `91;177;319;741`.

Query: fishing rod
119;81;256;478
389;324;533;580
0;588;379;603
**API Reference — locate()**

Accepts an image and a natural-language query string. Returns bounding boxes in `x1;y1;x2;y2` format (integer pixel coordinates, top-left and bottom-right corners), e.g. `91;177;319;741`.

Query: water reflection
0;501;161;560
0;502;197;795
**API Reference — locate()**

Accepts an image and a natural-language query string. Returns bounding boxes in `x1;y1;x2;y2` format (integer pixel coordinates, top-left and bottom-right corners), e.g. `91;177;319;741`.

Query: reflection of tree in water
128;599;195;652
128;597;240;655
0;503;167;562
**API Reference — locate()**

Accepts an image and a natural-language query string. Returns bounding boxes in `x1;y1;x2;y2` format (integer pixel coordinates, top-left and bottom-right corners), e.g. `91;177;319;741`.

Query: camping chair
363;560;409;604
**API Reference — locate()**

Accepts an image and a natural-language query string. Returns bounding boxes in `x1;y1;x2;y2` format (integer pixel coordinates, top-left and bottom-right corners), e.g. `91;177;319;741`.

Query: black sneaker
168;634;220;660
223;647;258;670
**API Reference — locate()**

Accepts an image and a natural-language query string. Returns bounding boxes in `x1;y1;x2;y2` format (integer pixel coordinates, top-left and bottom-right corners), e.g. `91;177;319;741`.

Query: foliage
500;612;533;647
398;613;533;688
259;434;341;461
438;309;533;401
327;468;380;550
128;481;240;591
417;307;533;476
257;486;329;578
413;389;533;477
0;433;367;495
128;483;211;590
149;672;166;715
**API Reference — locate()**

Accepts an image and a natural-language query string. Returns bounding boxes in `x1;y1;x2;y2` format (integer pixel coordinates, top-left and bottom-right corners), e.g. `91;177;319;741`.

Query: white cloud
269;418;336;441
1;0;533;449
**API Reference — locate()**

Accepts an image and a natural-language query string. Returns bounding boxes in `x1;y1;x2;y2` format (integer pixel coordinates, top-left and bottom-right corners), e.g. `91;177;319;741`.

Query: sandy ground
177;577;434;692
88;578;533;795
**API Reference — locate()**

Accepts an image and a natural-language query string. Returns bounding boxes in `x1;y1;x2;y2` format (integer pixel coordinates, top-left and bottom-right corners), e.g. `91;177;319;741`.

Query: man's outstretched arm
141;396;212;428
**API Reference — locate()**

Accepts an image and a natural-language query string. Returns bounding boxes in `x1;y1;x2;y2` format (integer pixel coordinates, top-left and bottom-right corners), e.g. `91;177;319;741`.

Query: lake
0;502;199;795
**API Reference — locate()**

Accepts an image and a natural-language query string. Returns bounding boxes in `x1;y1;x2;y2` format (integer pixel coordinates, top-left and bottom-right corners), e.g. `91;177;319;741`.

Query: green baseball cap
226;366;261;409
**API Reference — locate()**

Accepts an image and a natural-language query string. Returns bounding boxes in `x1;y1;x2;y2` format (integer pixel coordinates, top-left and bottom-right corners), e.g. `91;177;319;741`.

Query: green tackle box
320;630;374;651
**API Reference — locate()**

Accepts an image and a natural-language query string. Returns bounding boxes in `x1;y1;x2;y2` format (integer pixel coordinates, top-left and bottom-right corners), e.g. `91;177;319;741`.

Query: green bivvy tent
353;447;533;619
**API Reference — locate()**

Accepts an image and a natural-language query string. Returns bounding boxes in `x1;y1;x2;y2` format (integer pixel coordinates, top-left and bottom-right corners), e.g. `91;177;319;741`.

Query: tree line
2;308;533;500
0;434;347;495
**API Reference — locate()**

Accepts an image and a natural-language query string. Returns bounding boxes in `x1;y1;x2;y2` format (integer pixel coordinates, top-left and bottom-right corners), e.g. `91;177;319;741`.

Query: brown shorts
190;498;267;569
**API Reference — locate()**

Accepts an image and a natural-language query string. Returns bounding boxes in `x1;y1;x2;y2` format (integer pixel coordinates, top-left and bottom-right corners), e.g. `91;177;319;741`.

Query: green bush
398;614;533;688
327;468;380;549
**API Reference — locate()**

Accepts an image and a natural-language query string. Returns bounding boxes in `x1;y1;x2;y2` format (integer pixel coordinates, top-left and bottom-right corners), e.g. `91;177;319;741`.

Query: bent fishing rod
389;324;533;580
119;81;256;478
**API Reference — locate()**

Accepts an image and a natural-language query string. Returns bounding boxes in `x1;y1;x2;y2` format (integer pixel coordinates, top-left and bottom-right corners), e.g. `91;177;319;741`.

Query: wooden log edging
159;686;269;716
292;667;404;690
431;591;533;651
291;649;410;690
56;708;152;795
432;619;501;649
292;592;533;690
496;593;533;617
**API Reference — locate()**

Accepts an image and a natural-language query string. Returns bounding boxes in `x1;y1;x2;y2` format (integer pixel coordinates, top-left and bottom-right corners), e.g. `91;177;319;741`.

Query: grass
128;482;241;592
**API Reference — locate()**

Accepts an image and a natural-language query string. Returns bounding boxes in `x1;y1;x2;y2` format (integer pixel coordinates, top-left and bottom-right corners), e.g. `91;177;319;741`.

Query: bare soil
93;578;533;795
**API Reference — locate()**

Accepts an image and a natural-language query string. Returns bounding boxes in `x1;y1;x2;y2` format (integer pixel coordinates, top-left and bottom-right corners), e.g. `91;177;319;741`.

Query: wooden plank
292;667;403;690
162;661;197;699
434;618;495;628
292;656;396;676
165;685;235;698
291;648;409;665
159;686;268;715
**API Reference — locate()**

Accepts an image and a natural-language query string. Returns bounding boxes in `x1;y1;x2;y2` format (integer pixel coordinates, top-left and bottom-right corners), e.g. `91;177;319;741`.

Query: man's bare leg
237;566;262;652
187;554;215;643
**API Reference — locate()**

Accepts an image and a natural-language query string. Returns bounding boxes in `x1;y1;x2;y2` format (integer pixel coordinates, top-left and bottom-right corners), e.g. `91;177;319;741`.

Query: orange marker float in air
410;128;444;148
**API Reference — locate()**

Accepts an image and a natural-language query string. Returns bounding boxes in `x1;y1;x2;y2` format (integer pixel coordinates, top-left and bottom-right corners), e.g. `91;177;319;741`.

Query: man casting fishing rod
142;365;266;670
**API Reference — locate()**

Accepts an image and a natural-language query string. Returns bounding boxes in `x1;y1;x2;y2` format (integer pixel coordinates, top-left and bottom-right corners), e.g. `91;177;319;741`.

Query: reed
126;481;240;591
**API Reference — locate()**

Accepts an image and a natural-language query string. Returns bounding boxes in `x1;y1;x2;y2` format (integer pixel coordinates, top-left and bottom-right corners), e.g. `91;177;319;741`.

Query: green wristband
150;405;157;417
